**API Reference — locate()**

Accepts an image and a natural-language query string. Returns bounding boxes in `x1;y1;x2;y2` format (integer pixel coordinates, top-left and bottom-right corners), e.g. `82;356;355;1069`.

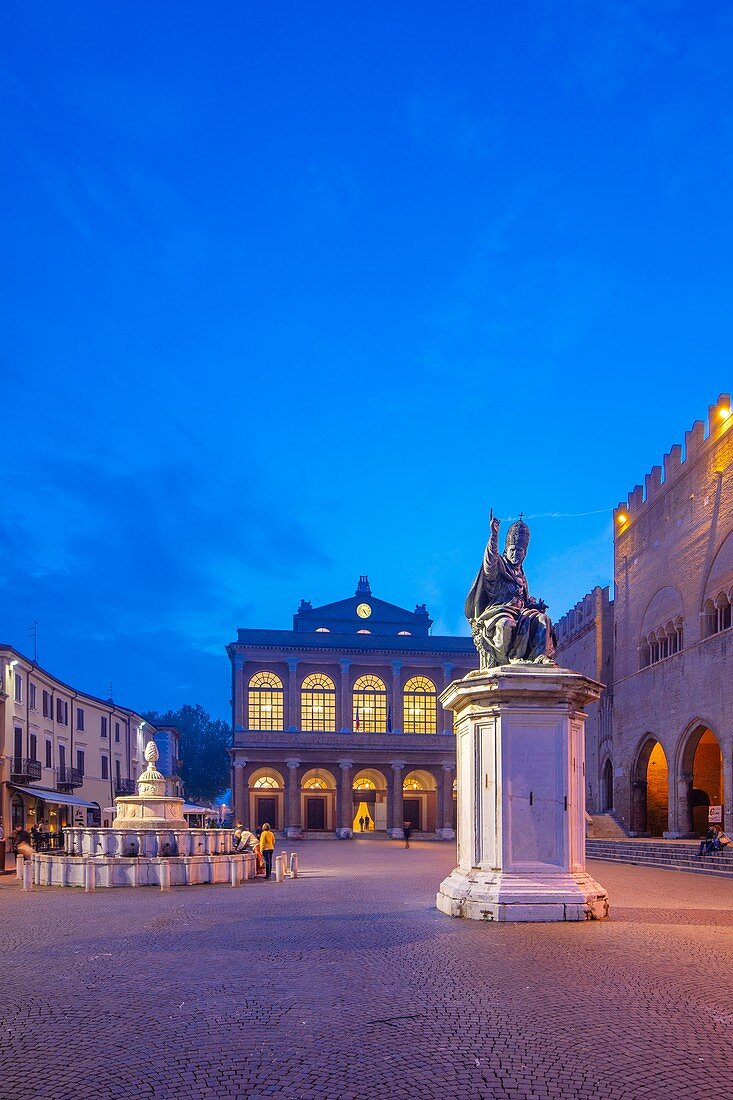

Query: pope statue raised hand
465;511;556;670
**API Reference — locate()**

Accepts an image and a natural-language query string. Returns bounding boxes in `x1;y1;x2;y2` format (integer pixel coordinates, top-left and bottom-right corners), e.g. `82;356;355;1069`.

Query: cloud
0;450;331;652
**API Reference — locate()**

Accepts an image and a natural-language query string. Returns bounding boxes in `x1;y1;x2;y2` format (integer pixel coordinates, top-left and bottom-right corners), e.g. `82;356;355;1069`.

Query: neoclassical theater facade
227;578;477;838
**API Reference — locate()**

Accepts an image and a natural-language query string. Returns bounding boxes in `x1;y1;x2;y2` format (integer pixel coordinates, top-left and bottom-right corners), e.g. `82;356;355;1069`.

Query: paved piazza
2;842;733;1099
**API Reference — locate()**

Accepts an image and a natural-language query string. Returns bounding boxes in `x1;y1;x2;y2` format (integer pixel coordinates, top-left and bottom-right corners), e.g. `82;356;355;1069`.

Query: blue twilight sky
2;2;731;720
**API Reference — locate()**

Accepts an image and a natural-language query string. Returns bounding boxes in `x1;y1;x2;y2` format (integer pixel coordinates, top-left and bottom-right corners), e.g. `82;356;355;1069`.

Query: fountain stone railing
63;827;236;859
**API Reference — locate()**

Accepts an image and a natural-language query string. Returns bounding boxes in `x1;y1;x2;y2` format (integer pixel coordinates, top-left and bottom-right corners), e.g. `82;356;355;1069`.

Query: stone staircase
588;813;627;839
587;838;733;878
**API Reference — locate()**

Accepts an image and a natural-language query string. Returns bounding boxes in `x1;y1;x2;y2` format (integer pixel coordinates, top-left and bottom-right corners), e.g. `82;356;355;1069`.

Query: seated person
699;825;720;855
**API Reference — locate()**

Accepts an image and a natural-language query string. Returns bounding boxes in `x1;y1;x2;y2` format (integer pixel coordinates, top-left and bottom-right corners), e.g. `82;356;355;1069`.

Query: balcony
56;766;83;791
10;757;42;783
114;778;136;796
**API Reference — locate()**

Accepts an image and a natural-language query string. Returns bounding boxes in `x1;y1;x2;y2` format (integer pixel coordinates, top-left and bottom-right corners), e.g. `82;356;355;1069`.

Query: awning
183;803;217;815
9;784;97;810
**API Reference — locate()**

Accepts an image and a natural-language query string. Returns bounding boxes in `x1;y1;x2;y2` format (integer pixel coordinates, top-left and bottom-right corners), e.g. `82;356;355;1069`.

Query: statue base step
437;867;609;922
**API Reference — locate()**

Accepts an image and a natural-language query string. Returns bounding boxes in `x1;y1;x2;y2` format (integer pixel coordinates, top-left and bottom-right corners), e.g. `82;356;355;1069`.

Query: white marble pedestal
436;665;609;922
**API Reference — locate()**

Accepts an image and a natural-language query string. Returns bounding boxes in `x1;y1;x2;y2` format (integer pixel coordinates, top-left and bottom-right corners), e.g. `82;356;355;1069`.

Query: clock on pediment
356;602;372;619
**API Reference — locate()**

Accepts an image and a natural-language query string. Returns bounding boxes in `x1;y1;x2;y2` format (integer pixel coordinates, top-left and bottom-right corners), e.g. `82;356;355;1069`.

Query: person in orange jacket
259;823;276;879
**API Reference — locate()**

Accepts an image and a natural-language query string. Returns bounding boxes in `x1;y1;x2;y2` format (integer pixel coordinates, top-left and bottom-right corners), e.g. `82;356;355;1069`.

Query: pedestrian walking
402;820;412;849
359;815;365;832
259;822;276;879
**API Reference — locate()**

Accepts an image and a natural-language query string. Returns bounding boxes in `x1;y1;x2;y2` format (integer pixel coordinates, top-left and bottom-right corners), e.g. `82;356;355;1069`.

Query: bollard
275;853;286;882
245;853;256;880
229;858;240;888
84;861;96;893
16;856;24;881
160;860;171;892
289;852;299;879
22;860;33;892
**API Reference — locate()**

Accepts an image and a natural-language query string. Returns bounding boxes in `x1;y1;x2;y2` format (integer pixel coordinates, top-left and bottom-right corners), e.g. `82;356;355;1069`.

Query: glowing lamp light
617;513;628;526
719;405;732;421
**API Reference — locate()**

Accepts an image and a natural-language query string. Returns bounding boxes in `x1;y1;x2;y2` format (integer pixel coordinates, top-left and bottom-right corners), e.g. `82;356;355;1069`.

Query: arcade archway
601;759;613;812
300;768;336;832
679;724;724;835
402;769;438;832
352;768;387;832
632;738;668;835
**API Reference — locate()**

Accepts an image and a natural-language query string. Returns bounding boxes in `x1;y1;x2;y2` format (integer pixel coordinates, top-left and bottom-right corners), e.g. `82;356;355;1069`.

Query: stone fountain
30;740;254;889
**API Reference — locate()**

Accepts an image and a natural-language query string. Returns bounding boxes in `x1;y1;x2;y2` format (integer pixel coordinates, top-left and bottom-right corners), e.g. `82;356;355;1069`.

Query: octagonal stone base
437;867;609;922
113;795;186;830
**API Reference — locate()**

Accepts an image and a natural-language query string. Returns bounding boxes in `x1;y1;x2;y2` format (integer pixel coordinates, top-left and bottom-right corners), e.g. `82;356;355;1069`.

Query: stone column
436;666;609;923
336;759;354;839
724;756;733;836
440;663;454;733
389;761;405;839
233;654;246;732
391;661;402;733
233;760;247;824
672;771;693;837
437;762;455;840
631;779;647;835
339;659;352;731
287;659;299;731
285;758;301;838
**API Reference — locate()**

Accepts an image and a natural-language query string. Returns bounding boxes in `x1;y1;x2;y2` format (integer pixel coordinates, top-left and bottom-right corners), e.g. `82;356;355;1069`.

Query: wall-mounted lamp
719;405;731;422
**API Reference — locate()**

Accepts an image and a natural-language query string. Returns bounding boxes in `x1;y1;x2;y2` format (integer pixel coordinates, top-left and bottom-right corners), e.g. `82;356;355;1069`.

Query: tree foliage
143;703;231;803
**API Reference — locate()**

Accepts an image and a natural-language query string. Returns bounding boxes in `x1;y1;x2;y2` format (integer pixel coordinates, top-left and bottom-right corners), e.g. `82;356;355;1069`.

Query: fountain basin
31;849;256;889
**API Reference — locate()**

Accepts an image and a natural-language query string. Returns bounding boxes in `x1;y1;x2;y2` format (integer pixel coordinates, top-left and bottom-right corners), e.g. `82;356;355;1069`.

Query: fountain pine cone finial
144;740;159;765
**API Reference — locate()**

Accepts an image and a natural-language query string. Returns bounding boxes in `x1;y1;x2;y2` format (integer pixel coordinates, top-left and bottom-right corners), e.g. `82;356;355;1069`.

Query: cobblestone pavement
2;841;733;1100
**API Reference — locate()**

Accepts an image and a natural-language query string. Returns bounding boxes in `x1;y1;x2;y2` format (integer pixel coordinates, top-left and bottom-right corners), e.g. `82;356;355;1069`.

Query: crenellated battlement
613;393;731;530
555;585;611;645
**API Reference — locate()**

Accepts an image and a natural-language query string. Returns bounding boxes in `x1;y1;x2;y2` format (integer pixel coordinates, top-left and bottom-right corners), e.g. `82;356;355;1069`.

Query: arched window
253;774;280;789
403;676;437;734
639;637;651;670
300;673;336;732
716;592;731;633
248;672;284;730
651;629;664;660
403;777;423;791
649;631;660;665
353;675;387;733
703;599;717;638
675;616;684;652
353;777;376;790
303;776;328;789
666;622;678;656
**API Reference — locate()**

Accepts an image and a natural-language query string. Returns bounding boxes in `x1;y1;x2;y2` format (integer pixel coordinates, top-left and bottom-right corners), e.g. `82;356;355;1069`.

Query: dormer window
315;627;330;633
357;629;371;634
397;630;411;636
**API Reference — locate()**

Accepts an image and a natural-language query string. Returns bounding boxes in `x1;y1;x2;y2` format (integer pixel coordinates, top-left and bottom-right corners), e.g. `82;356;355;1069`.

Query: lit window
303;776;327;789
353;675;387;732
300;673;336;732
315;627;330;633
353;777;376;790
403;777;423;791
397;630;411;636
403;676;437;735
357;629;371;634
248;672;284;730
253;774;280;789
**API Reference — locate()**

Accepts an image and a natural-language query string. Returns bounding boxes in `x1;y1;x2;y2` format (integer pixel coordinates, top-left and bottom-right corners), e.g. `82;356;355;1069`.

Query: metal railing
56;766;83;790
10;757;42;782
114;778;136;796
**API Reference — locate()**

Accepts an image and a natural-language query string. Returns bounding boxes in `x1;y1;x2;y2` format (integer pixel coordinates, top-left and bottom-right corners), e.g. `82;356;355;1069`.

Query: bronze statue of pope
465;511;556;670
